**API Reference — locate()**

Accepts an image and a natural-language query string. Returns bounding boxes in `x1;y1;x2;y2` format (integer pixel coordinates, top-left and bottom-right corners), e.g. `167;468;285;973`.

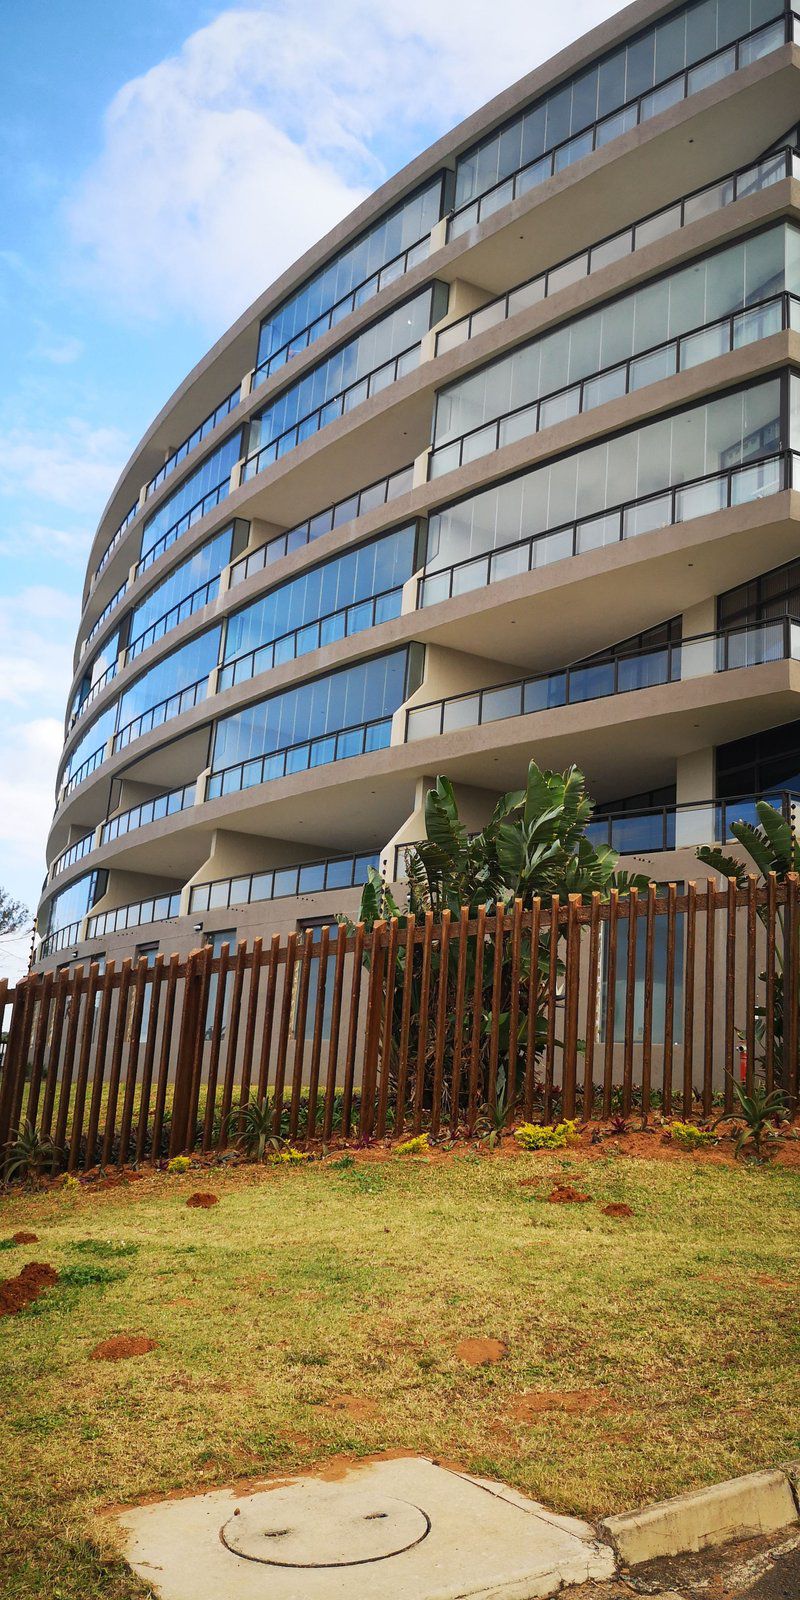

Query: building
36;0;800;975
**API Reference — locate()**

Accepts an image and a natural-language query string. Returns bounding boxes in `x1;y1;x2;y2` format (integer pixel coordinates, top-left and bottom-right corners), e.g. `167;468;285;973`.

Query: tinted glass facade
433;225;798;458
717;720;800;795
139;429;243;565
256;176;443;374
454;0;783;210
127;524;236;658
46;870;107;937
425;378;783;573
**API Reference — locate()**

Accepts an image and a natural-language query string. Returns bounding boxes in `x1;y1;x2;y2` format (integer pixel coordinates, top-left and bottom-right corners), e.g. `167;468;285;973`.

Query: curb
600;1463;800;1567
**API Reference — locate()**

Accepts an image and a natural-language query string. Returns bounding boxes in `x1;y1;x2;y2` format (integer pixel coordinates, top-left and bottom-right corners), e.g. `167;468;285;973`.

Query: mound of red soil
602;1203;634;1219
322;1394;379;1419
91;1335;157;1362
456;1337;507;1366
0;1262;58;1316
508;1388;620;1419
10;1231;38;1245
548;1184;590;1203
186;1192;219;1209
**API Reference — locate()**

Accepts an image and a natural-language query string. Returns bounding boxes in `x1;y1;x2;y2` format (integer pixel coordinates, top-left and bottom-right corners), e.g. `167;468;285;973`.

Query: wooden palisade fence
0;875;798;1174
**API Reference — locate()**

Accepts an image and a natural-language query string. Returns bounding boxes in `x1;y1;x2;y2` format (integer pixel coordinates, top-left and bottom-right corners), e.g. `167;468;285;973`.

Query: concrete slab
112;1456;615;1600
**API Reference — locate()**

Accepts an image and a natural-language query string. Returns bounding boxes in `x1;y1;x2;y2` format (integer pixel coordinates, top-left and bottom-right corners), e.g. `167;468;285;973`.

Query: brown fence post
785;871;799;1108
0;980;28;1156
170;951;204;1157
359;921;386;1142
561;895;581;1121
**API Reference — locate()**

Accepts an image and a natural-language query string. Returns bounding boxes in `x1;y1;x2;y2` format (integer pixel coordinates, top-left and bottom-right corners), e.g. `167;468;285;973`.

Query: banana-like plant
696;799;799;1087
341;761;648;1125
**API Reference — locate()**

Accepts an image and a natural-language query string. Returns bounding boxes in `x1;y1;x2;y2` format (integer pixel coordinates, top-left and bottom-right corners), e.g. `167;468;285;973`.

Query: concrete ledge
601;1466;800;1567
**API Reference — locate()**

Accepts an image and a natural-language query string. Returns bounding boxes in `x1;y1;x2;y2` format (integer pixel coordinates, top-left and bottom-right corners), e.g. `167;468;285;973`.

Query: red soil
10;1231;38;1245
548;1184;591;1203
602;1203;634;1219
0;1262;58;1316
321;1394;380;1420
91;1335;157;1362
508;1388;620;1419
456;1337;506;1366
186;1192;219;1209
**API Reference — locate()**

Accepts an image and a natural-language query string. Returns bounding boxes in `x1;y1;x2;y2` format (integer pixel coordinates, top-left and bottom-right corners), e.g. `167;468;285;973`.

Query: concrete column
413;449;430;488
680;598;717;682
428;218;448;254
675;747;716;848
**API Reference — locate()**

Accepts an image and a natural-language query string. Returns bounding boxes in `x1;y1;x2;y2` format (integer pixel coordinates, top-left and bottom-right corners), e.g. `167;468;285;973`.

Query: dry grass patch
0;1150;798;1598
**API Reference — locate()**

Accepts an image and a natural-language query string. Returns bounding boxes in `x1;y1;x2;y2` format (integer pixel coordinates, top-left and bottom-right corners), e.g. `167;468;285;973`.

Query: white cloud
0;417;129;514
0;587;76;710
66;0;621;328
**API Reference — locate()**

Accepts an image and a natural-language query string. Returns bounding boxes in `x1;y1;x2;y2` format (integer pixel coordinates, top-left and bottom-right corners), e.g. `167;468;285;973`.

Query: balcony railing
430;290;797;479
438;146;799;358
61;744;107;802
113;675;210;754
49;833;94;883
207;714;393;800
70;658;119;730
83;579;128;657
101;783;197;845
189;849;380;913
86;892;181;940
39;920;82;959
145;384;242;500
229;463;414;587
418;450;794;609
242;343;421;484
406;616;800;742
95;499;138;583
125;574;223;665
586;789;800;854
135;478;233;579
447;14;791;241
218;583;404;692
253;236;432;387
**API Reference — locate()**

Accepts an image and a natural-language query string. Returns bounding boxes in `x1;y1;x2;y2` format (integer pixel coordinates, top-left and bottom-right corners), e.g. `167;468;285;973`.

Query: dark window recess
716;720;800;799
717;556;800;631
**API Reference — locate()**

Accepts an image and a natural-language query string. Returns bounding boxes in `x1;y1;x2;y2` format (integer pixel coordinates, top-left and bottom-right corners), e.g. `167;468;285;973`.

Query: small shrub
166;1155;191;1174
61;1174;80;1192
395;1134;429;1156
515;1120;579;1151
71;1239;138;1260
670;1121;716;1150
732;1081;787;1162
58;1264;123;1288
274;1147;311;1164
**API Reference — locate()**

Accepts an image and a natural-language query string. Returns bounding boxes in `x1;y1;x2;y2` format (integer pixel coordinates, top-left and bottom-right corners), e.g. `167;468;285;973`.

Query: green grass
1;1146;799;1598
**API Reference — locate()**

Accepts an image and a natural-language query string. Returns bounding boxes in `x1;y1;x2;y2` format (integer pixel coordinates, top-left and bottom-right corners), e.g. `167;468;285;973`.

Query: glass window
44;870;107;937
256;177;443;370
453;0;783;211
128;525;234;654
140;431;243;566
116;627;222;738
425;377;782;575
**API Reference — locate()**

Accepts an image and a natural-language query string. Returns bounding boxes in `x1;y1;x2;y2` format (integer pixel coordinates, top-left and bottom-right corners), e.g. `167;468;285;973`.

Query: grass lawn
1;1140;799;1598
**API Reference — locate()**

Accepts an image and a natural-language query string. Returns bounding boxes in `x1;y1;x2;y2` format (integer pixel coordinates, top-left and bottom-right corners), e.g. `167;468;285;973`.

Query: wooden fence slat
341;924;364;1137
449;906;470;1135
256;934;281;1108
602;890;619;1119
54;967;85;1163
486;902;505;1117
764;874;777;1096
430;909;451;1140
582;893;601;1120
26;971;53;1131
702;880;716;1119
236;938;262;1132
203;943;230;1150
662;884;677;1116
306;925;330;1141
102;960;132;1166
723;879;737;1116
467;905;487;1132
322;923;348;1143
376;918;399;1140
119;956;149;1165
640;885;656;1123
412;911;434;1134
273;931;298;1136
68;961;102;1172
505;900;523;1124
622;888;638;1118
186;944;213;1150
785;871;799;1107
682;883;697;1118
289;930;314;1142
84;960;116;1169
745;875;757;1096
543;897;560;1124
0;980;30;1154
152;953;179;1162
217;941;247;1150
561;896;581;1121
393;917;416;1138
523;898;541;1122
10;979;39;1145
136;955;165;1164
359;921;386;1142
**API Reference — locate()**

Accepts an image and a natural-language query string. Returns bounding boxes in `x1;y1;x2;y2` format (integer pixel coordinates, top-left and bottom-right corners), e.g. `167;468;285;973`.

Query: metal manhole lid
220;1479;430;1568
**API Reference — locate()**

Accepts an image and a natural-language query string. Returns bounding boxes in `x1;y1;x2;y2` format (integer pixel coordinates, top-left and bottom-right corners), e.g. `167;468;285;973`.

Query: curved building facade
35;0;800;970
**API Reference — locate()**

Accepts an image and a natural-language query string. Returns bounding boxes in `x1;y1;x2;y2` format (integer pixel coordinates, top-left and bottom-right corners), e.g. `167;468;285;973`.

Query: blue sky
0;0;619;978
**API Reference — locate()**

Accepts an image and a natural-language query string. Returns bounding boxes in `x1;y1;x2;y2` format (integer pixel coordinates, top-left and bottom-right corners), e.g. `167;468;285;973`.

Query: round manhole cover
221;1479;430;1568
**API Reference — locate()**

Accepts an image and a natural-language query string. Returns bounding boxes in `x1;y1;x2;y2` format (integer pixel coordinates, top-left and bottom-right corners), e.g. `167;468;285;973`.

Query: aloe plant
4;1120;61;1185
226;1096;286;1161
732;1080;787;1161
